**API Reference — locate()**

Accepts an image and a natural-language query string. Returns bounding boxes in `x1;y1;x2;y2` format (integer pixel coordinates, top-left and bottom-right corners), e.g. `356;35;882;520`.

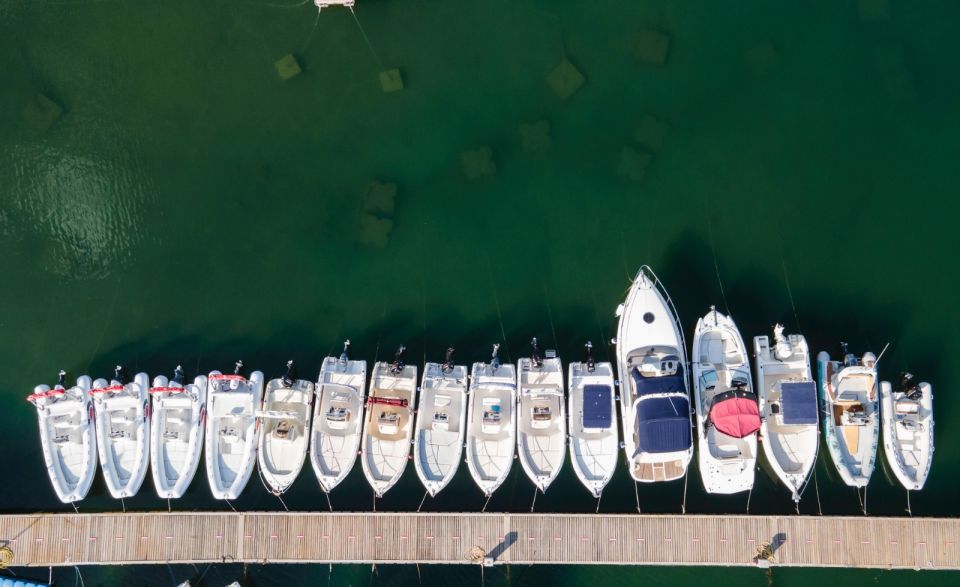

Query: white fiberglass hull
818;351;878;488
361;362;417;497
567;361;617;497
414;363;468;497
311;357;366;493
881;381;933;491
150;374;208;499
258;378;315;495
93;373;151;499
466;362;517;496
205;370;264;501
517;357;566;492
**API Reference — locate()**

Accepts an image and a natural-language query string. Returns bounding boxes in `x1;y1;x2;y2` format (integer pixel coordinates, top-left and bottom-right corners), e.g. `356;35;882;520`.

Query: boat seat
273;420;294;440
326;407;349;422
895;400;919;414
433;394;451;407
53;434;71;444
163;430;181;440
702;335;726;365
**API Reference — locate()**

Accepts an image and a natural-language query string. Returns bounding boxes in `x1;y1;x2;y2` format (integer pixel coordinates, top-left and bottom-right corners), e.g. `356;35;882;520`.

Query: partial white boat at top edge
693;307;759;495
568;342;618;497
258;361;314;495
466;344;517;497
517;338;566;492
310;340;366;493
92;366;151;499
615;265;693;483
881;372;933;491
361;346;417;498
414;347;468;497
754;325;819;503
28;371;97;503
149;366;207;499
205;361;264;500
818;344;879;488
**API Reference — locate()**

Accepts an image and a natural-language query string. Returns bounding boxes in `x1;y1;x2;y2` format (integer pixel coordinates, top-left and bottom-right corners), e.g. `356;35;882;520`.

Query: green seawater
1;0;958;584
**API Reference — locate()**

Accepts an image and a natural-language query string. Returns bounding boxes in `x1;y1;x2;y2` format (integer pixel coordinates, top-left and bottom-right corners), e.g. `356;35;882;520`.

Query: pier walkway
1;512;957;570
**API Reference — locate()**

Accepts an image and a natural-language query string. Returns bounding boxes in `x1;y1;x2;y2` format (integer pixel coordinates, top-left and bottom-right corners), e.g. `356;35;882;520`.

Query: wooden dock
1;512;957;570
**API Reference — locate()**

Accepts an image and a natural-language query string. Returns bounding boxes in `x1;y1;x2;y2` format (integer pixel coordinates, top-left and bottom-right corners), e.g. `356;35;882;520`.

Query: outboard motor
57;369;66;387
898;372;922;400
114;365;127;385
531;337;543;369
390;345;406;375
234;360;244;376
339;339;351;365
841;342;857;367
442;347;455;373
491;343;501;371
282;360;296;387
584;341;596;373
173;365;185;386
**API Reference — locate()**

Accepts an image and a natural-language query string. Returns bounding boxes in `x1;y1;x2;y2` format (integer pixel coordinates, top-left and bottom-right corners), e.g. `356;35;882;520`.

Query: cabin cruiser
414;348;468;497
466;344;518;496
361;346;417;497
149;366;208;499
91;366;151;499
310;340;366;493
28;371;97;503
567;342;618;497
615;266;693;483
881;372;933;490
205;361;264;500
517;338;566;492
258;361;314;495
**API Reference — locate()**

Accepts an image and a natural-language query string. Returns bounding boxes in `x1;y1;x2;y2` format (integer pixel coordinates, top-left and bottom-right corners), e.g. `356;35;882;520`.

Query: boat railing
638;265;691;396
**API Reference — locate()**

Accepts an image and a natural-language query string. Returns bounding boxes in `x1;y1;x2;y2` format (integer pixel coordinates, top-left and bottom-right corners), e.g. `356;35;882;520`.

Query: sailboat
754;325;819;503
517;338;566;492
205;361;264;500
466;344;517;497
310;340;366;493
414;347;468;497
881;372;933;491
818;343;879;487
92;366;151;499
693;307;759;495
615;265;693;483
361;346;417;497
258;361;314;495
149;366;208;499
28;371;97;503
567;342;618;497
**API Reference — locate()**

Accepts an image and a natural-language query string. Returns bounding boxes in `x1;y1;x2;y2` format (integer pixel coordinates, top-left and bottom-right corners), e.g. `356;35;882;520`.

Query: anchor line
775;224;802;332
300;7;322;54
484;253;511;362
703;196;731;316
350;7;385;70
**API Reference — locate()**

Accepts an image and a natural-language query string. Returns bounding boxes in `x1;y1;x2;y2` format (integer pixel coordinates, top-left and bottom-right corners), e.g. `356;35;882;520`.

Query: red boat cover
710;396;760;438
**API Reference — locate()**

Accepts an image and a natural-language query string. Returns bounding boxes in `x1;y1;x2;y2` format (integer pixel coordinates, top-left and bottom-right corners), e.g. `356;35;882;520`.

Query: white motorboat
466;344;517;497
361;346;417;497
517;338;566;492
149;366;208;499
693;307;759;495
258;361;314;495
414;348;468;497
92;366;151;499
753;325;819;503
615;266;693;483
28;371;97;503
568;342;618;497
205;361;264;500
881;373;933;491
818;344;879;487
310;340;366;493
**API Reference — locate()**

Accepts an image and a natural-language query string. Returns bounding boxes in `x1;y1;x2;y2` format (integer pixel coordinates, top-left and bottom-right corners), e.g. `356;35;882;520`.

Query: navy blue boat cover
631;365;685;396
582;384;612;428
781;381;818;425
634;396;692;454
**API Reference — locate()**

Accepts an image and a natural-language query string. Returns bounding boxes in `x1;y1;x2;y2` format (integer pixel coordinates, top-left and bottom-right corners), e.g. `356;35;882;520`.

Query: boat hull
32;376;97;503
150;375;208;499
205;370;264;500
310;357;366;493
93;373;151;499
567;361;618;497
880;381;933;491
414;363;468;497
466;363;517;496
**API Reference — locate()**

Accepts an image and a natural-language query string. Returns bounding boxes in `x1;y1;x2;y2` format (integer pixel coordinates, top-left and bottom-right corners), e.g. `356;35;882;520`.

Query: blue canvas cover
634;396;692;454
582;384;612;428
781;381;818;425
631;364;685;396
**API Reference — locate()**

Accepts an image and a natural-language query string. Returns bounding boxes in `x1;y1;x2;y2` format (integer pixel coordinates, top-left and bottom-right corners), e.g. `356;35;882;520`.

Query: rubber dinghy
361;346;417;498
205;361;264;500
258;361;315;495
149;366;208;499
28;371;97;503
754;325;819;503
517;338;566;492
466;344;517;497
567;342;618;497
92;366;151;499
693;307;760;495
311;340;366;493
881;372;933;491
414;348;468;497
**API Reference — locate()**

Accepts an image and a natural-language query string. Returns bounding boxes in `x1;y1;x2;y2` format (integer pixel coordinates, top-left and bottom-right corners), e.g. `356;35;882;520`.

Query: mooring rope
633;481;641;514
595;491;603;514
120;498;126;514
681;469;689;514
417;490;429;513
812;469;823;515
906;489;912;516
746;486;753;513
481;494;492;513
350;7;385;70
530;486;538;513
541;277;559;349
323;490;333;512
300;7;322;54
74;566;85;587
225;499;238;513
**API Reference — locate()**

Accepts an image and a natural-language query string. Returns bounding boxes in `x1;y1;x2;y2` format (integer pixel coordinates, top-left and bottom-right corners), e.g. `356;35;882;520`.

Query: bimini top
582;384;612;429
780;381;818;425
709;389;760;438
634;396;691;454
630;363;685;397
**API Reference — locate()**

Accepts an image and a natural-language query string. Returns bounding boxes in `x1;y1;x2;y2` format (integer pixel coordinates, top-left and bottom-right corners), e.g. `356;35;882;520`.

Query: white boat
693;307;759;495
818;344;879;487
754;325;819;502
517;338;566;492
205;361;264;500
27;371;97;503
92;366;151;499
361;346;417;497
568;342;618;497
149;366;208;499
310;341;366;493
414;348;468;497
615;266;693;483
466;344;517;496
258;361;314;495
881;373;933;491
